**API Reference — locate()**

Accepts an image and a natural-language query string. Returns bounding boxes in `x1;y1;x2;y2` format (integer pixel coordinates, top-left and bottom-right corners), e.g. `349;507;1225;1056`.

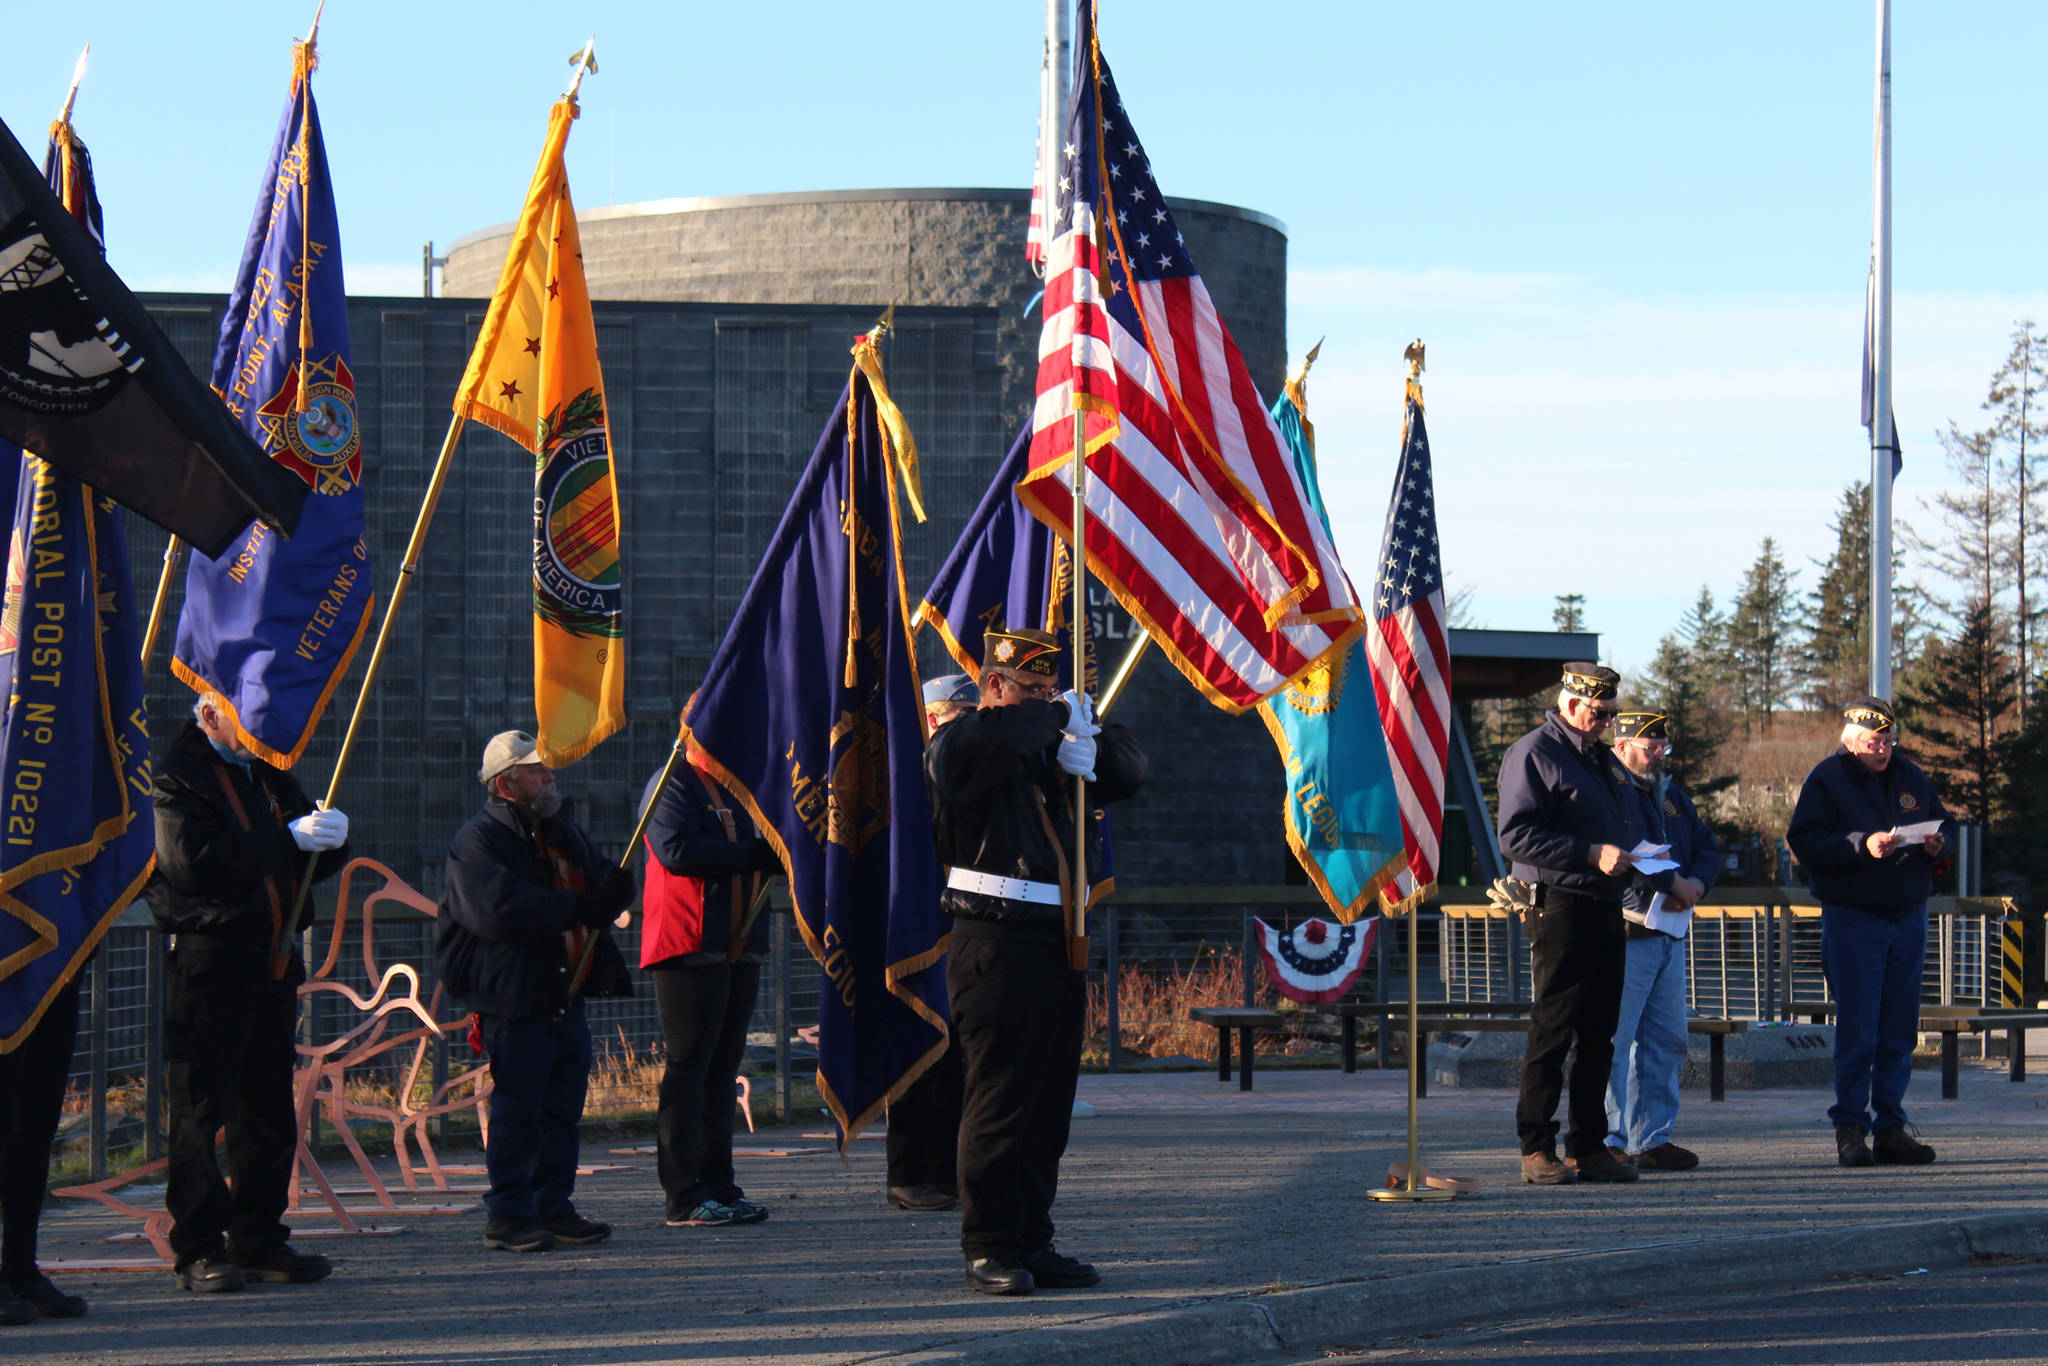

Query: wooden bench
1397;1015;1747;1100
1791;1001;2048;1095
1917;1008;2048;1097
1187;1007;1286;1091
1317;1001;1530;1075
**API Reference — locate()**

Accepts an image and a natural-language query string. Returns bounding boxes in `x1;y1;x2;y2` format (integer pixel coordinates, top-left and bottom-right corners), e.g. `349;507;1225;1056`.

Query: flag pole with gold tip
1370;339;1461;1205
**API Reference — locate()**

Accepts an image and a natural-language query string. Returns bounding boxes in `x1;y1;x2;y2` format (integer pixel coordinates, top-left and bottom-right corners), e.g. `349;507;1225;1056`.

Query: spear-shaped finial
305;0;326;48
57;44;90;125
565;38;598;101
1284;336;1324;412
869;303;897;342
1403;338;1426;380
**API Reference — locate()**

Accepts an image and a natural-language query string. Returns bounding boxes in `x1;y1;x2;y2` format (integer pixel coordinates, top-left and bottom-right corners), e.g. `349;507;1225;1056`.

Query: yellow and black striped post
2001;913;2025;1010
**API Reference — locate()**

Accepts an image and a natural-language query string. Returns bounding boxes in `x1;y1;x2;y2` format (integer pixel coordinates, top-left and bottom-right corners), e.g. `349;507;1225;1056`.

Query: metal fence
58;888;2021;1180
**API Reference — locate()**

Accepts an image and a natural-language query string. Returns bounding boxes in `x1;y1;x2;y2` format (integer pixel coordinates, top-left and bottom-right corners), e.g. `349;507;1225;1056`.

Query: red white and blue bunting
1254;916;1379;1004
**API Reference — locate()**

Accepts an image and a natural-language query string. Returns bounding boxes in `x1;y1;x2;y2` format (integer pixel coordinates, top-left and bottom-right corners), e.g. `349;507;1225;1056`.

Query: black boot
1835;1122;1874;1168
1873;1124;1936;1165
963;1256;1034;1295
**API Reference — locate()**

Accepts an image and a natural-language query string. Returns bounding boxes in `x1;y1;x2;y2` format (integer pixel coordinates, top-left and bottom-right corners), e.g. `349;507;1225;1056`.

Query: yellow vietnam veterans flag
454;98;624;765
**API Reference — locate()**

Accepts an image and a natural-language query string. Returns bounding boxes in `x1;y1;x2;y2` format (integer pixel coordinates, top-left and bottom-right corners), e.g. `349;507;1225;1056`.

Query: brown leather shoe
1572;1146;1641;1183
1564;1145;1634;1171
1520;1150;1575;1185
1630;1142;1699;1171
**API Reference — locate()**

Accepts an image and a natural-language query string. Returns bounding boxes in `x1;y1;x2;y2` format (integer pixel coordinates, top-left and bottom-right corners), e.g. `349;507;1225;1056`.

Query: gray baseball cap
478;730;542;785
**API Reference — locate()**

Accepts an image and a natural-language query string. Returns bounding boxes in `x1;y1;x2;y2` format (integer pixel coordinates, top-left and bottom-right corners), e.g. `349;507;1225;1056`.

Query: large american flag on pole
1020;0;1362;712
1366;380;1451;907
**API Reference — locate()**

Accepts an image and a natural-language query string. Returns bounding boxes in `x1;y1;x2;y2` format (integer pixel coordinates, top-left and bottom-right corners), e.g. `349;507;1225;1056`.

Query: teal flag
1256;382;1406;922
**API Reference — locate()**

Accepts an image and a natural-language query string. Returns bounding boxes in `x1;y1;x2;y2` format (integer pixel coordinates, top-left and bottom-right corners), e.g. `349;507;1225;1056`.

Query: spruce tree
1727;538;1800;736
1638;630;1736;800
1898;599;2017;826
1984;321;2048;720
1803;483;1872;708
1552;593;1586;634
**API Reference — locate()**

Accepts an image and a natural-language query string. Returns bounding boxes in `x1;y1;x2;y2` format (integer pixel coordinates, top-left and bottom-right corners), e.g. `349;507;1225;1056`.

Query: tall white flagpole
1041;0;1069;268
1869;0;1894;697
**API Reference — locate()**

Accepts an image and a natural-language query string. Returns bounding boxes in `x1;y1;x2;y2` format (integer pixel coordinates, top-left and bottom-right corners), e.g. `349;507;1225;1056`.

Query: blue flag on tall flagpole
172;38;372;768
0;122;155;1051
1255;367;1406;923
683;332;945;1147
917;422;1116;904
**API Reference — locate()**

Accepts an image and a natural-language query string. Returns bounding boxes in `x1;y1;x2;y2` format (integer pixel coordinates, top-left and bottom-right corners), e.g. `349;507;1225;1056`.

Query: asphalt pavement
16;1058;2048;1366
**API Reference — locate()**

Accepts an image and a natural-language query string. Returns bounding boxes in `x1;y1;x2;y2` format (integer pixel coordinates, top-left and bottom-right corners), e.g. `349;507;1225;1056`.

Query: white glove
1056;689;1099;738
1056;732;1098;781
288;806;348;852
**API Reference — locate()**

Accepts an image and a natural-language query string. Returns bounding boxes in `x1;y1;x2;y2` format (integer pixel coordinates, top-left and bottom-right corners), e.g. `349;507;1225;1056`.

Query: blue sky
5;1;2043;674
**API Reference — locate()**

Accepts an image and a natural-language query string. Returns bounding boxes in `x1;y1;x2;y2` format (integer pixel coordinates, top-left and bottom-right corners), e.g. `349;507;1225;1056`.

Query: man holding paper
1605;712;1719;1171
1787;697;1951;1168
1496;663;1647;1186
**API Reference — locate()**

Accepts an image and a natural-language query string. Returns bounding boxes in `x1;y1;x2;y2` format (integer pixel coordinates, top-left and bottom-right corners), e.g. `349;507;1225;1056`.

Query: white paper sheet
1643;891;1693;939
1890;820;1943;841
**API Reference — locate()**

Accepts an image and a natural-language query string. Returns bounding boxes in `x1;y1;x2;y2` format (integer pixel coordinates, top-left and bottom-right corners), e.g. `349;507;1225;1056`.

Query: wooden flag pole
276;412;467;936
139;538;183;672
1093;633;1149;719
564;726;685;1005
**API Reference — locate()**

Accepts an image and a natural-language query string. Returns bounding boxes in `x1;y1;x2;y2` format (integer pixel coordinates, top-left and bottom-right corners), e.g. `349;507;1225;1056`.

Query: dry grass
1085;945;1330;1064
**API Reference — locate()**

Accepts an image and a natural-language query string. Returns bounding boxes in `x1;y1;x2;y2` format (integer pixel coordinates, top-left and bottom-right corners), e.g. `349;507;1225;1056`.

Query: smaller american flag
1364;382;1451;905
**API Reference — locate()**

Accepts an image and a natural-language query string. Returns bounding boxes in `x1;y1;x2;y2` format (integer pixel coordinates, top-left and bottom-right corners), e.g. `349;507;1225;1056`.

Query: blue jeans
1821;902;1927;1133
1605;932;1689;1153
478;1004;593;1224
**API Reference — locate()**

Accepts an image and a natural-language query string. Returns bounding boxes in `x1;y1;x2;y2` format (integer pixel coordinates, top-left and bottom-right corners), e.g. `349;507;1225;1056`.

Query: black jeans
0;976;81;1279
1515;889;1627;1158
164;938;302;1267
478;1005;592;1225
949;934;1085;1261
651;960;760;1212
886;1039;963;1192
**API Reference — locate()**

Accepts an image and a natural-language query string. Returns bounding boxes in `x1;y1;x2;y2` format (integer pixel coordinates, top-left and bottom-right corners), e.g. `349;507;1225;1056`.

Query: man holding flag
153;29;367;1295
928;626;1146;1295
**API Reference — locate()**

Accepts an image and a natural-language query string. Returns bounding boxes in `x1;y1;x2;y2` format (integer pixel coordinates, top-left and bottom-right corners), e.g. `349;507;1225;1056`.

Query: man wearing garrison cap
925;627;1148;1295
1787;696;1951;1168
1604;710;1719;1172
1494;663;1647;1186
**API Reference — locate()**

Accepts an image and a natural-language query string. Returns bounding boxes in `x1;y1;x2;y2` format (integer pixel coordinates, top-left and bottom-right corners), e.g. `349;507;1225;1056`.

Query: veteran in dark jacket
638;738;781;1229
1495;663;1645;1187
437;730;633;1253
152;694;352;1293
926;627;1147;1297
1786;696;1952;1168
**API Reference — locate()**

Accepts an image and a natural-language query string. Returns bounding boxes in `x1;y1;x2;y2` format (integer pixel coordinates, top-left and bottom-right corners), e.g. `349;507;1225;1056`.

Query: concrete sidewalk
20;1060;2048;1366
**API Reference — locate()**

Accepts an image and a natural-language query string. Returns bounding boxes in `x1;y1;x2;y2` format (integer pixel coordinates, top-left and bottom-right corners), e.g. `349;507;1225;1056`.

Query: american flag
1025;139;1047;269
1365;384;1450;905
1021;0;1361;712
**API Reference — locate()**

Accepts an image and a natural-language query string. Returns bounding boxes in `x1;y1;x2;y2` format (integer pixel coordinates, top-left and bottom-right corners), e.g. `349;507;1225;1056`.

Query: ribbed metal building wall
135;295;1003;904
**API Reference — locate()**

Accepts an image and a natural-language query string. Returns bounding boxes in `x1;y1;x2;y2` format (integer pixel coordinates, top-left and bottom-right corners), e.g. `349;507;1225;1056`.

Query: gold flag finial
869;303;896;342
1403;339;1426;379
1284;336;1324;412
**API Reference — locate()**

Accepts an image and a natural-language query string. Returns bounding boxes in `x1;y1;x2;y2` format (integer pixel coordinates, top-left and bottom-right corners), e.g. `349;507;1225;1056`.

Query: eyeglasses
1587;706;1620;722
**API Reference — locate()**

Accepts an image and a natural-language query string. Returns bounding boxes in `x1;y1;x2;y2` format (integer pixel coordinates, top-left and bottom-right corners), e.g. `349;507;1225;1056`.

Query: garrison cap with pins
1841;695;1897;733
983;626;1061;678
1559;662;1620;701
1612;712;1670;742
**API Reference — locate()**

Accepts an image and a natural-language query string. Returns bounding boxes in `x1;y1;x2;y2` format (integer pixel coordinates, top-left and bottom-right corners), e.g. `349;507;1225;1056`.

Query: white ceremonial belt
945;869;1063;905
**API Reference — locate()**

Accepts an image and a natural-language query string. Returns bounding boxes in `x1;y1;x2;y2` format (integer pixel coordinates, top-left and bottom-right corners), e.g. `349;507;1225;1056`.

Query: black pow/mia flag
0;114;304;557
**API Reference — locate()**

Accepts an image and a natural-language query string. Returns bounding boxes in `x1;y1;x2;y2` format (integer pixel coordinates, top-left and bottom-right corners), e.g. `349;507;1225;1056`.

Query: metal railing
56;887;2021;1180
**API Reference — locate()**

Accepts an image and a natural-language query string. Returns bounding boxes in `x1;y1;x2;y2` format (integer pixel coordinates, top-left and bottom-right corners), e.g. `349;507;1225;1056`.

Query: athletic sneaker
728;1198;770;1225
666;1201;740;1227
538;1213;612;1245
